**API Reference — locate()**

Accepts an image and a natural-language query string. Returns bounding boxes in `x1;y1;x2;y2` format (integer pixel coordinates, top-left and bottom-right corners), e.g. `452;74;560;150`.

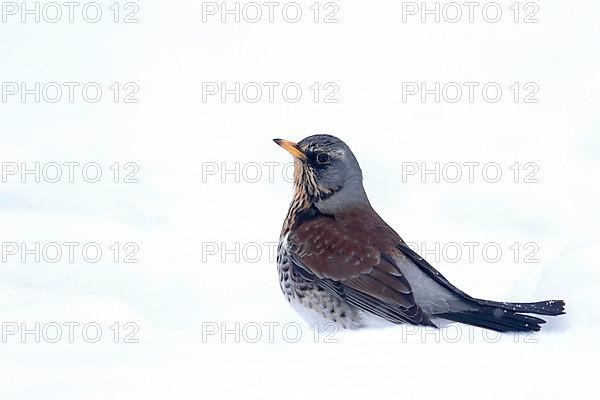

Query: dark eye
316;153;331;164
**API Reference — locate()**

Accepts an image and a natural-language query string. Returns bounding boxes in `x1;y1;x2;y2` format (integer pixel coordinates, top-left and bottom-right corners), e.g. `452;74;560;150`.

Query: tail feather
474;299;566;316
438;299;566;332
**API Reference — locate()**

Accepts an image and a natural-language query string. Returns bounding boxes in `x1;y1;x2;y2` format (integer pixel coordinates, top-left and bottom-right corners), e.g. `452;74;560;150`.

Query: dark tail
438;299;566;332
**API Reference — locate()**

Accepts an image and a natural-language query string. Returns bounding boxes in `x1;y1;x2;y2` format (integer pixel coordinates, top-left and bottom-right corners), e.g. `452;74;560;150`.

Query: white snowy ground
1;0;599;398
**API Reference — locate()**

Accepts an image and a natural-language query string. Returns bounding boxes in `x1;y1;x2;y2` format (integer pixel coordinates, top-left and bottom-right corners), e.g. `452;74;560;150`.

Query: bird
274;134;565;332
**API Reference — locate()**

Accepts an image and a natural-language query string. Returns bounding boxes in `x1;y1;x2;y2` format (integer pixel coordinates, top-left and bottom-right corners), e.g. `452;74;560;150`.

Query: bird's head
274;134;369;213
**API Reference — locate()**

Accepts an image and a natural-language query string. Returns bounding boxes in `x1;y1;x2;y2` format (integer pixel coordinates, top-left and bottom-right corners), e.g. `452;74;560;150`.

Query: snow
1;0;599;398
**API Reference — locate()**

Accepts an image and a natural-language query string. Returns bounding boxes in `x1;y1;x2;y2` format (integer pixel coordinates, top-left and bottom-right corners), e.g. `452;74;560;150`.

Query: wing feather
287;210;432;326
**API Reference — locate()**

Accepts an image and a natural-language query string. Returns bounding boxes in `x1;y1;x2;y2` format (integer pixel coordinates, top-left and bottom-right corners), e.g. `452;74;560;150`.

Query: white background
0;0;599;398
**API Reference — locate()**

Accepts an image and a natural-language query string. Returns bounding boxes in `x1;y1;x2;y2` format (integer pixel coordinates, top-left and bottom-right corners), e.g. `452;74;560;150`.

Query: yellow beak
273;139;307;160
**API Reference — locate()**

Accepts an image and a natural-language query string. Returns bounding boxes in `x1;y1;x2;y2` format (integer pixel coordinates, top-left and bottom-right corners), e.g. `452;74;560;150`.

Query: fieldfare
274;134;565;332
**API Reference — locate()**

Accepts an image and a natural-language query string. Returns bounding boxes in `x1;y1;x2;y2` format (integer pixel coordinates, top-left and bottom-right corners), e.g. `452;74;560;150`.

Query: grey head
273;134;370;214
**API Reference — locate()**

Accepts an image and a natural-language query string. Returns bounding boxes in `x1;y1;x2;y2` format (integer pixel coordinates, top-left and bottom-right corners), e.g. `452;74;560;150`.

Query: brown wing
287;209;432;326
